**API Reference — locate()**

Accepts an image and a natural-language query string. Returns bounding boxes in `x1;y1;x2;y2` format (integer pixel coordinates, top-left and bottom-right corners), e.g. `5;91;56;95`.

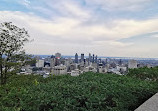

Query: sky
0;0;158;58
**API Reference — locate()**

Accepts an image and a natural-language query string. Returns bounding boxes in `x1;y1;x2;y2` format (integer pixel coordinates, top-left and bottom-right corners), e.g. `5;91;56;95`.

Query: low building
83;66;97;73
36;59;44;68
50;58;55;68
128;60;137;69
98;66;108;73
71;69;80;76
43;67;51;73
52;65;67;75
92;63;98;69
21;65;33;74
108;68;122;75
116;66;127;74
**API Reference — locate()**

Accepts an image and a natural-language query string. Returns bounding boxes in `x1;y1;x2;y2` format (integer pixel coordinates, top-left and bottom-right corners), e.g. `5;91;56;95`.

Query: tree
0;22;30;85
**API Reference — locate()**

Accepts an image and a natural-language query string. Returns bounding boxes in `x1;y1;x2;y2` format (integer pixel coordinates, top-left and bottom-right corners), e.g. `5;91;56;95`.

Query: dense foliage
0;71;158;111
0;22;30;85
128;66;158;81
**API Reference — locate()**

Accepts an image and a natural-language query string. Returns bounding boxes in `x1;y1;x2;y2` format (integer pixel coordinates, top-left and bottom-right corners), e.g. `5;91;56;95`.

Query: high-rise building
51;55;55;58
55;58;61;66
54;53;61;66
81;53;84;62
55;53;61;59
95;55;98;63
92;54;95;63
50;58;55;68
75;53;78;63
89;53;91;62
118;59;122;66
98;58;102;63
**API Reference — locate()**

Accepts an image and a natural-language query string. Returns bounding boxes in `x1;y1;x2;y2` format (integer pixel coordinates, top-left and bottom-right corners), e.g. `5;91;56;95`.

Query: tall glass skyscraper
92;54;95;63
95;55;98;63
75;53;78;63
89;53;91;62
81;53;84;62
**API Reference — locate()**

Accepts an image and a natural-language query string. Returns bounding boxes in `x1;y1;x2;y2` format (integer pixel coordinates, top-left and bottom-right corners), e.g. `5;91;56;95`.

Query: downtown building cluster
18;52;153;77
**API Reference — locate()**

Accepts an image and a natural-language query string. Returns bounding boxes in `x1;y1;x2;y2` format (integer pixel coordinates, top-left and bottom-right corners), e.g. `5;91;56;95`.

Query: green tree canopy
0;22;30;85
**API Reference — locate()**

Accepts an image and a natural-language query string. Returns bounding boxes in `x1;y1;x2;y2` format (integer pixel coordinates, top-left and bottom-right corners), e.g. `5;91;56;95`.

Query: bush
128;67;158;81
0;72;158;111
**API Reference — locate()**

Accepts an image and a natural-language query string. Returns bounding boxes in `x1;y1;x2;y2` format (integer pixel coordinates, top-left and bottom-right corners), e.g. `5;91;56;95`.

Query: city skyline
0;0;158;57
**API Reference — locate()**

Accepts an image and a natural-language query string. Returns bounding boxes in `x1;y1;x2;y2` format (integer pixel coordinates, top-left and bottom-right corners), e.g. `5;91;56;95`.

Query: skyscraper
92;54;95;63
95;55;98;63
54;53;61;66
55;53;61;59
89;53;91;62
81;53;84;62
118;59;122;66
75;53;78;63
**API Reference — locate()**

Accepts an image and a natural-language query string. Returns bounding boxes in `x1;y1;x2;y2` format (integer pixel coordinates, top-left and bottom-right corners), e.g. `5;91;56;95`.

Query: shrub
0;72;158;111
128;67;158;81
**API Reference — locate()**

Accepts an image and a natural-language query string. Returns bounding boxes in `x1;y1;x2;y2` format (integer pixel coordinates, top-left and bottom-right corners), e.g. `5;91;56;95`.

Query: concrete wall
135;93;158;111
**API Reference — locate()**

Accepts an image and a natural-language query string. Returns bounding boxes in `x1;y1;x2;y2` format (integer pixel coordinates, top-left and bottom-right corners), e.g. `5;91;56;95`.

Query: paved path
135;93;158;111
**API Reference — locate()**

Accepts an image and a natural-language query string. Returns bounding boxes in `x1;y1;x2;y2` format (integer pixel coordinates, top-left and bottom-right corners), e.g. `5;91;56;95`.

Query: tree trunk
3;56;10;85
4;65;8;84
0;54;3;85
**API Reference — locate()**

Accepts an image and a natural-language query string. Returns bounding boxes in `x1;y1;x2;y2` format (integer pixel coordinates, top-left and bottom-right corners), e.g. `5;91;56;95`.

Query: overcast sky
0;0;158;58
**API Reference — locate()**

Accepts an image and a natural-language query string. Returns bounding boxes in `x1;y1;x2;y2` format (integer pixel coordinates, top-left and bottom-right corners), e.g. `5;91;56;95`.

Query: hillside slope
0;72;158;111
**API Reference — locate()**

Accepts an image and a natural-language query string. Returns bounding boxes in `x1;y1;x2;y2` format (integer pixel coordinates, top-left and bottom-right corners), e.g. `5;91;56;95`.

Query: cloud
109;41;133;47
18;0;30;8
85;0;153;11
26;0;91;20
50;1;90;19
0;10;158;57
150;34;158;38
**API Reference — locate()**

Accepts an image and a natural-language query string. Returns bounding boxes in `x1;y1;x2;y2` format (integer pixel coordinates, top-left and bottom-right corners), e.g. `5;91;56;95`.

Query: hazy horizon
31;54;158;60
1;0;158;58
